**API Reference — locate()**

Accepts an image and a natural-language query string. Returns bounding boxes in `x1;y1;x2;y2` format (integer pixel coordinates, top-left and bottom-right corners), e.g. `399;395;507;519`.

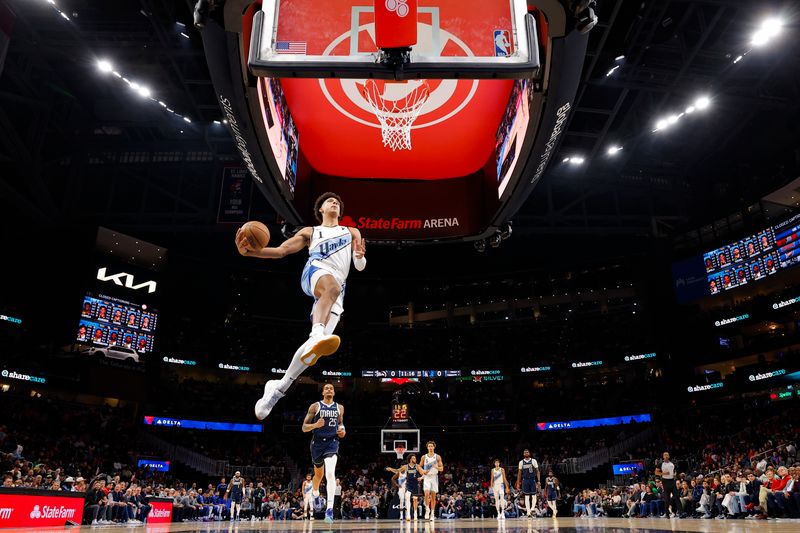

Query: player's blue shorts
522;479;537;495
546;489;557;501
310;436;339;466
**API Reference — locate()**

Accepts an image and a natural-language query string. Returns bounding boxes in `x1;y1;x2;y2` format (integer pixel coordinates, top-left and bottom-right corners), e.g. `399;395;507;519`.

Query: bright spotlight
563;157;571;163
685;105;696;114
183;116;191;123
751;18;782;46
130;82;140;91
607;145;623;155
667;114;680;125
137;86;151;98
570;156;585;165
695;96;710;110
97;60;113;73
655;118;669;130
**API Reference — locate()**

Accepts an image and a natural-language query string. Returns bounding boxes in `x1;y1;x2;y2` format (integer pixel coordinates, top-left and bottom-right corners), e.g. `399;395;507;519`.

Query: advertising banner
0;489;85;528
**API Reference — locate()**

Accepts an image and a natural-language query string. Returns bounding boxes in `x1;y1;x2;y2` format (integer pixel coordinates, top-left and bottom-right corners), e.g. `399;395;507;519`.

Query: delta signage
536;413;651;431
143;416;262;433
137;460;170;472
0;491;84;527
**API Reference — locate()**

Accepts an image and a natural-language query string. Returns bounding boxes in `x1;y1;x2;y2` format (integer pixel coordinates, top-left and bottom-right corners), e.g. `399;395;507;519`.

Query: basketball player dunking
490;459;510;520
516;449;540;519
417;441;443;522
302;383;345;524
301;473;314;520
236;192;366;420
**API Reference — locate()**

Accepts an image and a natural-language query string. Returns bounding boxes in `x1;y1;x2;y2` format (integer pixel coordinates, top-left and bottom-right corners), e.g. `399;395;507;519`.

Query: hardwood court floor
7;517;799;533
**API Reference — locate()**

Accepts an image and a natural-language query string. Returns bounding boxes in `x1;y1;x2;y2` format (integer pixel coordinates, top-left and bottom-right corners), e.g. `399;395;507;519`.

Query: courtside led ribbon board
0;490;85;528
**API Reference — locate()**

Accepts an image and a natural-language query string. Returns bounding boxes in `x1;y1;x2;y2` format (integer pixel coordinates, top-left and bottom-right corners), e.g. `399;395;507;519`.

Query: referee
658;452;678;517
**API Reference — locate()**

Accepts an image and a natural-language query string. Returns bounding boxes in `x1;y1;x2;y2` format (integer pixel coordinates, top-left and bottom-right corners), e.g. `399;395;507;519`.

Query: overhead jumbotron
194;0;595;244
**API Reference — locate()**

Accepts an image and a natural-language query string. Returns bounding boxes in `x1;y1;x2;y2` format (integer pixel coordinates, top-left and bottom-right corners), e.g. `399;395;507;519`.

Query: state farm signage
0;491;84;528
312;174;480;240
340;215;460;232
145;499;173;524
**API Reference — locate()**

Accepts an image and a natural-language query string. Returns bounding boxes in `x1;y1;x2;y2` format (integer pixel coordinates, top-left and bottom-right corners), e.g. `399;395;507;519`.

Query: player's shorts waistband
311;436;338;443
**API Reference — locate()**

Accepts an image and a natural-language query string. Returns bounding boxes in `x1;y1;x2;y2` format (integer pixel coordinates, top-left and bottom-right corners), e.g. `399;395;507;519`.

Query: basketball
240;221;270;250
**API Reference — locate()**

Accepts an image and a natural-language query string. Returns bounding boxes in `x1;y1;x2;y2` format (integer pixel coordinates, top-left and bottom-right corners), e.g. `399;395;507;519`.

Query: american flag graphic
275;41;307;54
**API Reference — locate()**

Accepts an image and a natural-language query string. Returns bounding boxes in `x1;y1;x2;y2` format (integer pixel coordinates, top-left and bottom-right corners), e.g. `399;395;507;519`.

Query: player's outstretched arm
385;467;400;474
301;403;324;433
237;227;311;259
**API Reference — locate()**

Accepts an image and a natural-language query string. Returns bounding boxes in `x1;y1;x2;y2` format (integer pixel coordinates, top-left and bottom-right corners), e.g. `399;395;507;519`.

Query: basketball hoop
394;445;406;460
362;79;430;151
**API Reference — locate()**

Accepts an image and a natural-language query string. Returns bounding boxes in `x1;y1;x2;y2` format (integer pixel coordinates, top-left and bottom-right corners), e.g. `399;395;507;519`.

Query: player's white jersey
307;225;352;284
422;453;438;478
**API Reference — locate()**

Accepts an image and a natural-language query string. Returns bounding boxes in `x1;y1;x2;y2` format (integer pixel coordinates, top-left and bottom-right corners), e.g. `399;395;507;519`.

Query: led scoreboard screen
77;293;157;353
703;213;800;296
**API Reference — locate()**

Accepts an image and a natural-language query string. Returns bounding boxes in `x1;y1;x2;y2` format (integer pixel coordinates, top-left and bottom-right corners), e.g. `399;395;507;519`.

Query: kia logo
97;267;157;294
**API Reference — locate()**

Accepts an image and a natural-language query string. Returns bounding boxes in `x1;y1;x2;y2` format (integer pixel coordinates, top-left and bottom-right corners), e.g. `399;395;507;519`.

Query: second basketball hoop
362;79;431;151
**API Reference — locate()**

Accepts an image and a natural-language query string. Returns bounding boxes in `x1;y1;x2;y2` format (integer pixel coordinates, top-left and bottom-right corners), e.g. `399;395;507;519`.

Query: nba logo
494;29;512;57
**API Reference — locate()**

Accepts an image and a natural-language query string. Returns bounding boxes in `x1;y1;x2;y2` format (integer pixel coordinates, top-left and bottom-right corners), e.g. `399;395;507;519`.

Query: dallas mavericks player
301;473;314;520
545;471;560;517
490;459;510;520
516;449;540;518
224;471;244;521
302;383;346;524
236;192;366;420
417;441;443;521
406;455;420;520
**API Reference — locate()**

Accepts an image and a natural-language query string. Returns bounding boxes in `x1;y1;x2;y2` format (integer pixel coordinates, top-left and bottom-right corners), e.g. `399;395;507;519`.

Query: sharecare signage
0;491;84;527
146;500;173;524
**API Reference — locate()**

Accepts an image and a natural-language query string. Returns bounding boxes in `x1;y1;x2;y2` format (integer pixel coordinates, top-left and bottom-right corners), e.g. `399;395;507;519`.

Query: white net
362;79;431;151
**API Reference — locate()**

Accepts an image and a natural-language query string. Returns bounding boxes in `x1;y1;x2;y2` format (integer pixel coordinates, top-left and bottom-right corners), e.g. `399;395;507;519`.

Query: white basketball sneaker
254;380;285;420
299;334;341;366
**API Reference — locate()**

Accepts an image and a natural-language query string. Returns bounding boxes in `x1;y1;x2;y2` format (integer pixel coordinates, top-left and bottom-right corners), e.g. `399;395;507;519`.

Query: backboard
381;428;420;455
249;0;539;79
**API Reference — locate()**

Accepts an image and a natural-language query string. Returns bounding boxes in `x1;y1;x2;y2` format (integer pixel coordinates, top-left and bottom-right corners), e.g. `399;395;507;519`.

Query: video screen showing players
702;214;800;296
76;293;158;353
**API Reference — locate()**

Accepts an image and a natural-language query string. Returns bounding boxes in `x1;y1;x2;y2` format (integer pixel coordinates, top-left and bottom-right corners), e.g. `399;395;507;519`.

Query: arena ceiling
1;0;799;244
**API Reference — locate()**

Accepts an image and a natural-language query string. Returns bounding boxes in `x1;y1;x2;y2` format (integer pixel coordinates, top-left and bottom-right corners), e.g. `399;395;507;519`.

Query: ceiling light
137;86;151;98
607;145;623;155
655;118;668;130
606;65;619;77
183;117;191;123
685;105;696;114
695;96;710;110
570;156;585;165
563;157;571;163
97;59;113;73
180;32;190;39
615;55;625;61
667;114;680;125
733;55;743;64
